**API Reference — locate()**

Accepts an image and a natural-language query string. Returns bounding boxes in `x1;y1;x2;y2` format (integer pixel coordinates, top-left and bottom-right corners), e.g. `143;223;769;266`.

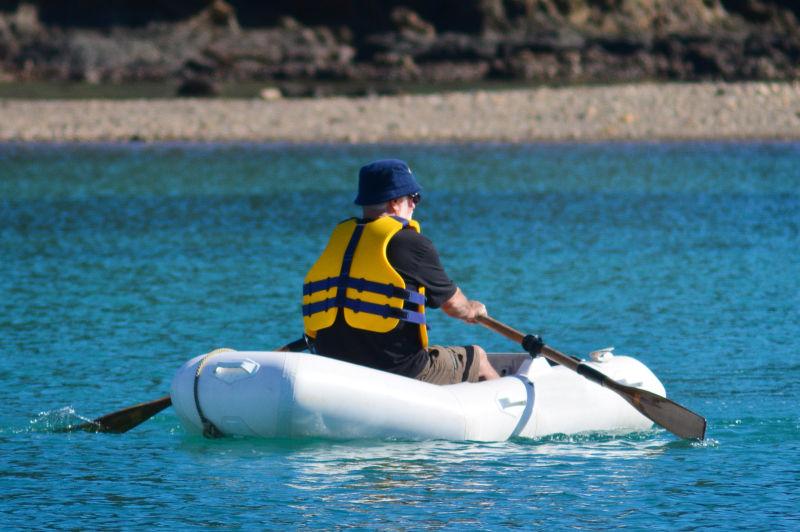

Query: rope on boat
193;348;232;439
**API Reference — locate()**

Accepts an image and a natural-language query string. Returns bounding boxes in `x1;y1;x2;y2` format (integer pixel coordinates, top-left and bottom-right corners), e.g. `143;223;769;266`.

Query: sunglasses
409;193;422;205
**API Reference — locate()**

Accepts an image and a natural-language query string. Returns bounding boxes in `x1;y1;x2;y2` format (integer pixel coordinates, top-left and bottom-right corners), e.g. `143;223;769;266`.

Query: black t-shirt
313;224;457;377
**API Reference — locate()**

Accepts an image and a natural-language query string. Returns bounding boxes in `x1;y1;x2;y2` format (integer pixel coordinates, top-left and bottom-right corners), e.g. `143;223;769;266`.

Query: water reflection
166;431;681;507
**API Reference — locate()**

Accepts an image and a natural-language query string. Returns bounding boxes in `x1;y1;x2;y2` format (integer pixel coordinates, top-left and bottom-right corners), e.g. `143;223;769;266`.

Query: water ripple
1;142;799;529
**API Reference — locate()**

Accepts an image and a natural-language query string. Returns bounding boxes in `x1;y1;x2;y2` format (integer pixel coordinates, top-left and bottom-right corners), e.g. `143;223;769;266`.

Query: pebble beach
2;81;800;142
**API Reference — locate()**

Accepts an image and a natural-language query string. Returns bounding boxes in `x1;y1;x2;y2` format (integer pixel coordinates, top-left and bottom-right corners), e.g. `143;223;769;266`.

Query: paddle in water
477;315;707;440
61;337;308;434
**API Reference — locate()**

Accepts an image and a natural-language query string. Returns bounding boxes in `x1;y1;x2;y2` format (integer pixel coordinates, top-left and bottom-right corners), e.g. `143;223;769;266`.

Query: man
302;159;500;384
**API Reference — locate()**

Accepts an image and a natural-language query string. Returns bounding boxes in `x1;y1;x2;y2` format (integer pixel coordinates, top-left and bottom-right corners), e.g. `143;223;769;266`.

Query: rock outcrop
0;1;797;95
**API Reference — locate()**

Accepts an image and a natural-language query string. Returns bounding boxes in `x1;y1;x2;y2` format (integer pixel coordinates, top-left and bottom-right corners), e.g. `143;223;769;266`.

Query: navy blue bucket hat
354;159;422;206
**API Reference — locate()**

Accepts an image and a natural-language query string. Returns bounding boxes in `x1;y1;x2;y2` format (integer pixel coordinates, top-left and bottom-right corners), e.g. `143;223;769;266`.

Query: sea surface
1;142;798;530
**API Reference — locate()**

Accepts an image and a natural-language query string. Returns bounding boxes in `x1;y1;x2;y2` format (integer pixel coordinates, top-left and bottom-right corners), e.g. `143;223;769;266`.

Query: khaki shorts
415;345;480;385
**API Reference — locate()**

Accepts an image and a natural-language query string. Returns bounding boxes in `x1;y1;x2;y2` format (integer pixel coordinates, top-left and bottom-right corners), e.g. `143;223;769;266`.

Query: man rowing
302;159;500;384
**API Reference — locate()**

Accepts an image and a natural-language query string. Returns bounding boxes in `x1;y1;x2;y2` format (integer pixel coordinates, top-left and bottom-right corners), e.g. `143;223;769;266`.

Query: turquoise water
1;142;798;529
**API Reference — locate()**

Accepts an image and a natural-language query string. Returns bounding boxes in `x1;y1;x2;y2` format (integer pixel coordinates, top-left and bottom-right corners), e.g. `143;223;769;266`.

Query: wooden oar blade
613;382;706;440
62;396;172;434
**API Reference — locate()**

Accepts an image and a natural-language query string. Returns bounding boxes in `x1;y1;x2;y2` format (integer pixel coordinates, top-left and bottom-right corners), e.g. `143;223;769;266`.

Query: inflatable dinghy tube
170;349;665;441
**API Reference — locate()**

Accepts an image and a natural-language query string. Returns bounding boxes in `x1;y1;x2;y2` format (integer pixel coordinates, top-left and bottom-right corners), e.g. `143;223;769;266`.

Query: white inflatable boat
169;348;666;441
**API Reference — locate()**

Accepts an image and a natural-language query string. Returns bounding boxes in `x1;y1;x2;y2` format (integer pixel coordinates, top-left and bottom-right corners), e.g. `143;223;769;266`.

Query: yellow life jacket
303;215;428;348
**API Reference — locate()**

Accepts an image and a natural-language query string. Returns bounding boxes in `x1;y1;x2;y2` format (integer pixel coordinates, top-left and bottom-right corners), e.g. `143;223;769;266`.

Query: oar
62;337;308;434
477;315;707;440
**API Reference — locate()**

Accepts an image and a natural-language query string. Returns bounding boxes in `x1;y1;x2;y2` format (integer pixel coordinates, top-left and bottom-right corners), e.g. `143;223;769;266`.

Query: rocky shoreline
2;2;799;96
2;81;799;142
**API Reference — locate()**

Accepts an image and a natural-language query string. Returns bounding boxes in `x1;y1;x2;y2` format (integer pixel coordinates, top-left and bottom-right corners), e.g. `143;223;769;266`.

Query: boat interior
487;353;531;377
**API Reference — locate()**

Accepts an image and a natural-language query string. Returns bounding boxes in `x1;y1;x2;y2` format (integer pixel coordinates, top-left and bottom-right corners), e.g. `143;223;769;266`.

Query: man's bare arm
440;287;487;323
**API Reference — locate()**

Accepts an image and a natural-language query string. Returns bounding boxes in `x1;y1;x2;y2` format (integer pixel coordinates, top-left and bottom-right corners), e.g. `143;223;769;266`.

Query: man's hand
441;288;488;324
464;300;487;323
